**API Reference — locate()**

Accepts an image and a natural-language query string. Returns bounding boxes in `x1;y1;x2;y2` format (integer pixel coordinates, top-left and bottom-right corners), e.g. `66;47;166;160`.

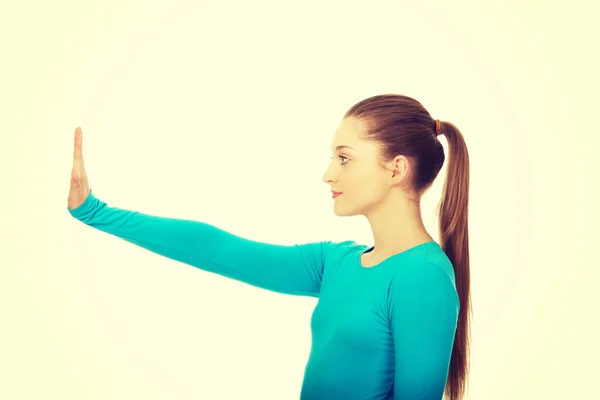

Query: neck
363;190;434;257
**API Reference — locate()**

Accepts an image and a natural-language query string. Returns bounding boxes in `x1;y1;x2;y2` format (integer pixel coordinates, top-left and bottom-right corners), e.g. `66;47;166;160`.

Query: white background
2;0;598;398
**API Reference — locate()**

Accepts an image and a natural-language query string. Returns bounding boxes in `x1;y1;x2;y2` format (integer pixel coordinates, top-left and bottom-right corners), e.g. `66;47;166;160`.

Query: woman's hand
68;127;91;210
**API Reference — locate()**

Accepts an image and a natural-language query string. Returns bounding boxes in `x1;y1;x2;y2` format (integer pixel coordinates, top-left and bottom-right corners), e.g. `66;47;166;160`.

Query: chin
333;204;361;217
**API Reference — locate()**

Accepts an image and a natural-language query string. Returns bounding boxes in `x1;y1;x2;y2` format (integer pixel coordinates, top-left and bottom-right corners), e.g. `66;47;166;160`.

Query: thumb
70;169;81;190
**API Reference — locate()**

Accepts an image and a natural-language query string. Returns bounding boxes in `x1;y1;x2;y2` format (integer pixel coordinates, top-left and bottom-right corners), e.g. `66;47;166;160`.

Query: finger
73;127;83;173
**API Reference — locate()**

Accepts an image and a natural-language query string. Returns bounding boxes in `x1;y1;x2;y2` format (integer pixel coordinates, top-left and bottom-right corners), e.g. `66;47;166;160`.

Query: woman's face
322;117;390;217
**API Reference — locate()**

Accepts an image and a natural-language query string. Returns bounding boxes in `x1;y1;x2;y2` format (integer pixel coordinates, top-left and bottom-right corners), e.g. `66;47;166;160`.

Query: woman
67;94;471;400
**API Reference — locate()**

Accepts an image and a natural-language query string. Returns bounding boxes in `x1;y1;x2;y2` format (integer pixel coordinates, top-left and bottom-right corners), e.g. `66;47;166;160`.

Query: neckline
356;240;436;269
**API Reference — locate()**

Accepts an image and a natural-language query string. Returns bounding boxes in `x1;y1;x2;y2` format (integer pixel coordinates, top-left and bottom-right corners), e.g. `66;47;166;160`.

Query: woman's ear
389;155;410;183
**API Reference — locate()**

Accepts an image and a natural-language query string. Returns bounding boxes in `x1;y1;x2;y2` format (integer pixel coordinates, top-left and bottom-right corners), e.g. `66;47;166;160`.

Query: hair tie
435;119;442;136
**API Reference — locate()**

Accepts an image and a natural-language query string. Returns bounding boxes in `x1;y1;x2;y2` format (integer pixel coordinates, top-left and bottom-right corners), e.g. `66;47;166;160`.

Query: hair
344;94;471;400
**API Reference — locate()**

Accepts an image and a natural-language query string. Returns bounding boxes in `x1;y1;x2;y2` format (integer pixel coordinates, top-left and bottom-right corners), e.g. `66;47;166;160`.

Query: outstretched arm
68;190;333;297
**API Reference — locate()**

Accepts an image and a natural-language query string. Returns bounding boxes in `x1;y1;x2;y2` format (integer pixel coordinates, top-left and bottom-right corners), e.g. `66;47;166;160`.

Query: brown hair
344;94;471;400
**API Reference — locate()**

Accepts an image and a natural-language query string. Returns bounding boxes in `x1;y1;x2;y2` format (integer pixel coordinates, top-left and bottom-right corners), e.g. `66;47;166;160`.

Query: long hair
344;94;471;400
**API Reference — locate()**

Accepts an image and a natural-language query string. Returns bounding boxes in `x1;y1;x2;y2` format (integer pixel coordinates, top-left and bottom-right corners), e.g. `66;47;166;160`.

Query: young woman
68;94;471;400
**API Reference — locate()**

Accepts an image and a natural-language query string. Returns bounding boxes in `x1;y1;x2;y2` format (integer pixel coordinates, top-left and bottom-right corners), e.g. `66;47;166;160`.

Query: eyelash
330;155;349;165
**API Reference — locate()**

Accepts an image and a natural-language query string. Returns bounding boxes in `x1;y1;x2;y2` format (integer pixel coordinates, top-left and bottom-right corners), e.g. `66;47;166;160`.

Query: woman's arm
68;189;333;297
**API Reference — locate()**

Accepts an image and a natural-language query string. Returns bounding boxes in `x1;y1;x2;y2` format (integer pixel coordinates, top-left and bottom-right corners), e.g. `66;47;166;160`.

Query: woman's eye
329;155;349;165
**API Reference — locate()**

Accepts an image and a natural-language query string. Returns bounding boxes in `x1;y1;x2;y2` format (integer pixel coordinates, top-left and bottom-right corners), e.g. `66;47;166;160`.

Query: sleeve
67;190;334;297
388;262;460;400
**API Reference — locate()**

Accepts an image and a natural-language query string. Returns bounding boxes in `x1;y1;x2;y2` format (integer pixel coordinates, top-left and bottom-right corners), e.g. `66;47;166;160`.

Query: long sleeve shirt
68;190;459;399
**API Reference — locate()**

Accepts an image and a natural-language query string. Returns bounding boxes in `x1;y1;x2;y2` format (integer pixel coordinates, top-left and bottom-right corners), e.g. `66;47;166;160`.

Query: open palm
67;127;91;210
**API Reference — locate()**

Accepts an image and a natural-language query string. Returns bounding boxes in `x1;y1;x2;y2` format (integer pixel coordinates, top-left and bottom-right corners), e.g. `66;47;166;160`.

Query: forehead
331;117;367;149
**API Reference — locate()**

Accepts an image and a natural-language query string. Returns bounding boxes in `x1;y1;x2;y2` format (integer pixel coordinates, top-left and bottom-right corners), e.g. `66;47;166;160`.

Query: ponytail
436;121;472;400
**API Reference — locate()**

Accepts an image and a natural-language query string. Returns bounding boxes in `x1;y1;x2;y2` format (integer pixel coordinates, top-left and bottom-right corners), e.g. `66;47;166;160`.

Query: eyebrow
335;145;355;151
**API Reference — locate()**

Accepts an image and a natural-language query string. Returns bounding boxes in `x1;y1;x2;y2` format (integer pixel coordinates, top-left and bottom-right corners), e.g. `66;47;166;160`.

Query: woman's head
322;116;397;217
323;95;446;214
324;94;471;400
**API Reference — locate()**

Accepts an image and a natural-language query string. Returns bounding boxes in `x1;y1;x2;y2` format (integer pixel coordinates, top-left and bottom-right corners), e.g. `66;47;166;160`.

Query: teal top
68;190;459;400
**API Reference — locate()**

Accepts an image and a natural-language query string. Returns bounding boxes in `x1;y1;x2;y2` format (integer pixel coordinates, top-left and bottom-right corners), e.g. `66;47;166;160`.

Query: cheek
348;176;384;200
339;166;385;197
361;176;389;201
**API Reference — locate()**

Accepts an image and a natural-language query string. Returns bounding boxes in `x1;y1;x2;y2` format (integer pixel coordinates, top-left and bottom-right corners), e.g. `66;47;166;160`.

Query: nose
322;164;335;185
322;156;341;187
